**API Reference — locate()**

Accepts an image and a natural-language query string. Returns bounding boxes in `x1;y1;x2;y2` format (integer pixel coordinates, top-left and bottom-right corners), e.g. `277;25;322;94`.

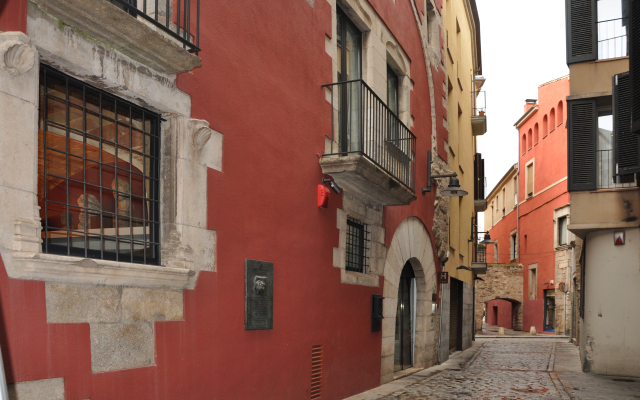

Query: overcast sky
474;0;570;231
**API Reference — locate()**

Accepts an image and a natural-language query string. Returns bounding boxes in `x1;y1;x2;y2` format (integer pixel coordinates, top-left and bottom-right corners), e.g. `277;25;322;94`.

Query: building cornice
486;164;518;201
514;105;538;128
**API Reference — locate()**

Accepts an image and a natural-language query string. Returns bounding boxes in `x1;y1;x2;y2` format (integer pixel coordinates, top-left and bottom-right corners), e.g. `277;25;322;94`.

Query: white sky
474;0;570;232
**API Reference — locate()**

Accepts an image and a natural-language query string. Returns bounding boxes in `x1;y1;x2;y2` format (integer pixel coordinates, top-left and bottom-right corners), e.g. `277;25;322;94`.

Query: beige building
565;0;640;376
437;0;486;361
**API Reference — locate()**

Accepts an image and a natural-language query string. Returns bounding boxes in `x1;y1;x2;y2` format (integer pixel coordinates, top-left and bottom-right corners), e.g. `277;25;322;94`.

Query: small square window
346;217;369;273
38;65;160;265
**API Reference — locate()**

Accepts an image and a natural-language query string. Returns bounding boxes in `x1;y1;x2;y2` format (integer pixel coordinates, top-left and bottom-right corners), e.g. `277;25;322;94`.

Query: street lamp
469;216;495;244
422;151;468;197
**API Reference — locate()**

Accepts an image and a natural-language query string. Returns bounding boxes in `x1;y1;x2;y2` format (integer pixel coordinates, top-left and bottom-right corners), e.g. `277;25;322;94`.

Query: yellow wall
443;0;478;285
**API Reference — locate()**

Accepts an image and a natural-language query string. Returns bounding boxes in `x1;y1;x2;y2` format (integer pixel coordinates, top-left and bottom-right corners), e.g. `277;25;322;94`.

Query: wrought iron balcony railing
597;149;637;189
110;0;200;54
597;17;628;60
476;245;486;263
322;79;417;191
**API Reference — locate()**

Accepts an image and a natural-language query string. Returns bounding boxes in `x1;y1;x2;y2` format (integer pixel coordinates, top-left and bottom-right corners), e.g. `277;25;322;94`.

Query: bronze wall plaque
245;259;273;330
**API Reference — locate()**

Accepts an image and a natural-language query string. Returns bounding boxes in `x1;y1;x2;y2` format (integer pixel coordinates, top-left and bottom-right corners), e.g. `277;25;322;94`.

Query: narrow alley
347;338;640;400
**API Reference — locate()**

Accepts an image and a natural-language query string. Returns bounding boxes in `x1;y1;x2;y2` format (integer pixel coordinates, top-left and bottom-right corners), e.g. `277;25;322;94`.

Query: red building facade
485;76;572;334
0;0;480;399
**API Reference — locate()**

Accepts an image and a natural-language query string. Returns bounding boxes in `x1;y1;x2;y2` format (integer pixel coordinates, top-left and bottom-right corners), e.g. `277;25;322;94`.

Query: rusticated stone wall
475;264;524;332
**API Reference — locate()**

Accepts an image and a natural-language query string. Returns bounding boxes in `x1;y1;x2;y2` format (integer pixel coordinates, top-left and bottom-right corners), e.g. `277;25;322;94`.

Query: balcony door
337;8;362;154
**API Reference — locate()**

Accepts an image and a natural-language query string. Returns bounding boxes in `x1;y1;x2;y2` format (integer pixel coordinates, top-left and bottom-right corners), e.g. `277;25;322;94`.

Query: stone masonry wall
475;264;524;332
554;247;572;336
46;283;183;372
462;282;473;349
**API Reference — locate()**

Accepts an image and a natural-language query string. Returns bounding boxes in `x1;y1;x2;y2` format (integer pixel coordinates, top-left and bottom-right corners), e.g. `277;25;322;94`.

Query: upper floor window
550;108;556;131
510;233;517;260
526;163;534;197
387;65;400;141
596;0;629;60
558;216;569;246
522;134;526;155
38;66;160;264
566;0;628;63
534;123;539;144
596;109;636;188
543;115;548;137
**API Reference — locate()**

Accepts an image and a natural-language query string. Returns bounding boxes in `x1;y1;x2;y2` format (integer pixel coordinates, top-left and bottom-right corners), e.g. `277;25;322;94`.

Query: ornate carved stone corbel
188;119;213;151
0;32;35;77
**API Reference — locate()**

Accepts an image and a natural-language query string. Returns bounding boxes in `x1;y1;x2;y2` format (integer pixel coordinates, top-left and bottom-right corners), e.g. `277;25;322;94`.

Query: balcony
31;0;201;74
597;17;628;60
471;90;487;136
319;79;417;206
471;245;487;274
473;153;487;212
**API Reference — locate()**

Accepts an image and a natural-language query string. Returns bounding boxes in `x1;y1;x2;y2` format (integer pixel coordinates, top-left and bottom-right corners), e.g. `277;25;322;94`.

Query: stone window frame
333;192;385;287
0;9;220;291
525;159;535;198
325;0;414;154
553;205;573;250
509;229;517;262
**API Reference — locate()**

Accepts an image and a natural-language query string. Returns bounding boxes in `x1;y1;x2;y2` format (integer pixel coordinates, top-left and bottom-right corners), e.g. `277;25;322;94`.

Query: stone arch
482;296;522;331
380;217;437;384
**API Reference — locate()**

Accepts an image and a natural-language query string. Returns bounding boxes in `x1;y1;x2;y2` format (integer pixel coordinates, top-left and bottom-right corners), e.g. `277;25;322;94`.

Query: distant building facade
484;76;576;336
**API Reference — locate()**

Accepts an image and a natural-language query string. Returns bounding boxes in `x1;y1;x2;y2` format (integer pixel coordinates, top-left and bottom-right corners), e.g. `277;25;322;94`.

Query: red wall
486;299;513;329
0;1;446;399
0;0;27;33
486;77;570;335
523;299;544;333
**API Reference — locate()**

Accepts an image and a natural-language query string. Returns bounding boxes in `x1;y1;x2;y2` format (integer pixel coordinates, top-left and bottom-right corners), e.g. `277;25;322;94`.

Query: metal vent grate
310;345;323;399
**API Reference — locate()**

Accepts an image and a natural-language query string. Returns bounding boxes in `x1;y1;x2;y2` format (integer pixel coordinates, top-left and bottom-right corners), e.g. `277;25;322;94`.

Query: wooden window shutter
474;153;485;200
630;0;640;133
568;99;597;191
566;0;597;64
614;72;640;174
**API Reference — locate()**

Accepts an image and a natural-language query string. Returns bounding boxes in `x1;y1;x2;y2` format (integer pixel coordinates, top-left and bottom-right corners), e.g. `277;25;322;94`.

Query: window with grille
346;218;369;273
38;65;160;264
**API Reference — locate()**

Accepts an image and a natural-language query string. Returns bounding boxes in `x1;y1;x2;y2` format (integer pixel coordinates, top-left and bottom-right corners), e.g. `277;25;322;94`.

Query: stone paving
346;338;640;400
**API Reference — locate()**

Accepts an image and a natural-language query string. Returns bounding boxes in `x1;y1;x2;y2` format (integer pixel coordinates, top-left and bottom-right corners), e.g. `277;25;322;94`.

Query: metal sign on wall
437;271;449;284
245;259;274;330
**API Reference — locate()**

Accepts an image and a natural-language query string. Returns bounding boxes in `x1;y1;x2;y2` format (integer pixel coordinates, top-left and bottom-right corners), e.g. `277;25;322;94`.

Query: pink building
485;76;574;334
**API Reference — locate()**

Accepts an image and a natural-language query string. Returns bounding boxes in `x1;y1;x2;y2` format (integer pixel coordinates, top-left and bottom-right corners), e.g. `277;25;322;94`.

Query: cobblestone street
347;338;640;400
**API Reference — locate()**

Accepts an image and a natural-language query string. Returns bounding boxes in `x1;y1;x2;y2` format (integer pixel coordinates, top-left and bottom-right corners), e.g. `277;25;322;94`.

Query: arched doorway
394;262;415;372
380;217;437;384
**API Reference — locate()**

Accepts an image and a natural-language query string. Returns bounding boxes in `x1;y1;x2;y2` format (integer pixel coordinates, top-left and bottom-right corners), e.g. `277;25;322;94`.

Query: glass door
544;289;555;332
394;262;415;372
337;8;362;154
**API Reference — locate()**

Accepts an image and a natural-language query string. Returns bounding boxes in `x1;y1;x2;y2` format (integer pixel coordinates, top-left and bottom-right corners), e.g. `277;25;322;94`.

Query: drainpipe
516;165;520;264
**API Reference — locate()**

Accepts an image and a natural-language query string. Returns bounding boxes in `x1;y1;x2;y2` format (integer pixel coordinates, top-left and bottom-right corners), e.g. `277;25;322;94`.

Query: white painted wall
583;227;640;376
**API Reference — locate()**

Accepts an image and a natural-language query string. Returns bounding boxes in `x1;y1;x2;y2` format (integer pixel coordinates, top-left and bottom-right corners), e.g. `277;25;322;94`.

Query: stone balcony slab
31;0;201;75
319;154;417;206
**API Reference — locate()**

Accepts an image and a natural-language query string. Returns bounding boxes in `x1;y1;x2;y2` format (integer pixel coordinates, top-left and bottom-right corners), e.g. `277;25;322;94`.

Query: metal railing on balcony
110;0;200;54
322;79;417;191
597;149;637;189
597;17;628;60
476;245;486;263
473;90;486;116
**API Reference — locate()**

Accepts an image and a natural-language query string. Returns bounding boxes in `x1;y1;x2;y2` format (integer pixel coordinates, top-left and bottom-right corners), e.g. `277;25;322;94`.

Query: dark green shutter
614;72;640;174
566;0;597;64
630;0;640;133
568;99;597;191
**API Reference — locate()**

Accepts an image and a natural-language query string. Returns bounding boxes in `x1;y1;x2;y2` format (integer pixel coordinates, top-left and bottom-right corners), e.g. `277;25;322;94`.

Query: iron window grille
38;65;161;265
345;217;370;273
